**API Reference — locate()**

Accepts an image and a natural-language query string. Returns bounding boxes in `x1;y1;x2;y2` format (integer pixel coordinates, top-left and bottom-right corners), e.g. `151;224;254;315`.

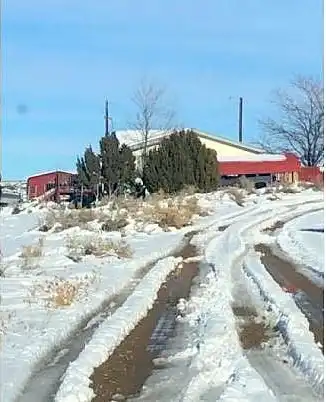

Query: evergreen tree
99;131;136;196
84;146;101;188
119;144;136;185
143;130;219;194
76;146;100;190
100;132;120;196
76;156;90;187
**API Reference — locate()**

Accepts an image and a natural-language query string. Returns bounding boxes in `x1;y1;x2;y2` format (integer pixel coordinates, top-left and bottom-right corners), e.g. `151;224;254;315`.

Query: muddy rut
90;242;199;401
255;244;324;353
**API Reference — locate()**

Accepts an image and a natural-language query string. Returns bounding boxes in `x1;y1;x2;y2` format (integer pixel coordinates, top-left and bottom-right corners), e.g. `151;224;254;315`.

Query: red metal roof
218;153;301;175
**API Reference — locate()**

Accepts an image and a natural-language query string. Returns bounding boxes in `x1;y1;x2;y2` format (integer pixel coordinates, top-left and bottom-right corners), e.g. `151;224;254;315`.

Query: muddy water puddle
232;305;276;349
255;244;324;353
90;242;200;402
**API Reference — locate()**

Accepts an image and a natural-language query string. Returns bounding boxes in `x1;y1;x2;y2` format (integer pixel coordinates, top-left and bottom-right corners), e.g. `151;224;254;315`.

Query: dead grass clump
238;176;256;193
101;217;128;232
147;200;192;229
155;204;192;229
141;195;204;229
106;196;143;219
39;278;82;307
151;188;169;201
226;188;246;206
275;182;301;194
182;196;208;216
299;180;324;192
66;236;133;259
20;238;44;269
177;185;198;197
40;208;105;232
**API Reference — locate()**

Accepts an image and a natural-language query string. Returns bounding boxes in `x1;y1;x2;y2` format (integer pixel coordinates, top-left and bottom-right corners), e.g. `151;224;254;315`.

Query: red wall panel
218;153;301;175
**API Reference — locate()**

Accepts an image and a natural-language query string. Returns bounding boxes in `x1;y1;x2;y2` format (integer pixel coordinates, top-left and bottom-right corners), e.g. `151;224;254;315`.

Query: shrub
144;196;202;229
39;208;107;232
38;278;82;307
277;182;301;194
66;235;132;259
20;238;44;269
101;217;128;232
238;176;255;193
177;185;199;197
226;188;246;206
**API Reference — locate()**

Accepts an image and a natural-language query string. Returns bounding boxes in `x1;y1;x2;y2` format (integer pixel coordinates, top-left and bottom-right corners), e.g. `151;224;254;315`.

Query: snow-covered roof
115;129;172;149
115;128;264;154
217;154;286;162
28;170;77;179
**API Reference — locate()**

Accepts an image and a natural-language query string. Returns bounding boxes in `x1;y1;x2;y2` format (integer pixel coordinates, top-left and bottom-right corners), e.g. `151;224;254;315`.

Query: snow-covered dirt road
1;188;324;402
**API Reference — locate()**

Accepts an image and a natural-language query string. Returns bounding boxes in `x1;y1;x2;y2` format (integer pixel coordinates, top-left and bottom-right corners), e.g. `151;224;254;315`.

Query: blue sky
2;0;323;179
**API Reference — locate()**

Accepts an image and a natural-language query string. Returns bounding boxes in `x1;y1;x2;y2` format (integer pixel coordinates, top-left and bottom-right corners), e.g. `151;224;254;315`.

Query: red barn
27;171;77;202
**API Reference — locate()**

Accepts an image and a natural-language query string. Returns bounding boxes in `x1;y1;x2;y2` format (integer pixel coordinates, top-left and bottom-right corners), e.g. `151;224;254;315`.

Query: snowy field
0;186;324;402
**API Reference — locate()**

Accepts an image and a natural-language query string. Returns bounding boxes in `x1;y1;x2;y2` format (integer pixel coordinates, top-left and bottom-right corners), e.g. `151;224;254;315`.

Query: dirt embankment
90;240;200;402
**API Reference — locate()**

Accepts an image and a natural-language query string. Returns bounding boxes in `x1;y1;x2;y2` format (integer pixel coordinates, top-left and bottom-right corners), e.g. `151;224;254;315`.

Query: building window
46;182;56;191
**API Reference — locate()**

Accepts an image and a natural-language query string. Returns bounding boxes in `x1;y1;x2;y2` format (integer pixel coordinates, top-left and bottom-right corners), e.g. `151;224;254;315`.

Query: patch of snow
277;209;324;281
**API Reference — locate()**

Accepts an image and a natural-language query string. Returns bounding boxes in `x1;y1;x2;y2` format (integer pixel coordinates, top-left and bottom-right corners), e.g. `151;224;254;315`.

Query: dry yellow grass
238;176;256;193
20;238;44;268
39;208;110;232
141;196;202;229
40;278;82;307
66;235;133;259
226;188;246;206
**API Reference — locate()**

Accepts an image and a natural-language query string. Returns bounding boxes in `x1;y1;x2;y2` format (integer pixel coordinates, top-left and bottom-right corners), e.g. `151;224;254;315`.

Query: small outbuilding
27;171;77;201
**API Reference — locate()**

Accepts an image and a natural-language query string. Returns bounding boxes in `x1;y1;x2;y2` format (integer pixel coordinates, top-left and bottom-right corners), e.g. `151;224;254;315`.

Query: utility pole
238;97;243;143
104;100;109;136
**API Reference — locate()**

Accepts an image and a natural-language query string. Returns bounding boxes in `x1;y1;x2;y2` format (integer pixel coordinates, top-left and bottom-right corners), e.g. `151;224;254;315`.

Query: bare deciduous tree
130;79;176;169
258;76;324;166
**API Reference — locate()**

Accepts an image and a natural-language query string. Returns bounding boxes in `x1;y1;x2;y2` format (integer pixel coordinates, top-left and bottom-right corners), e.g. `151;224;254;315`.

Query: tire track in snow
221;200;324;400
17;197;322;402
255;243;324;353
230;257;320;401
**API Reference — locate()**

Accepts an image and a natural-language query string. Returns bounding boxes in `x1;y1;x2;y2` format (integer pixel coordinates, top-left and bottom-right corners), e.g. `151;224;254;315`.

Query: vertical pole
105;100;109;136
238;97;243;143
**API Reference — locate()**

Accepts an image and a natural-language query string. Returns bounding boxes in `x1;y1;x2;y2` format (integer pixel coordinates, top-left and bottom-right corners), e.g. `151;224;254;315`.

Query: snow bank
243;252;324;396
55;256;182;402
277;209;324;280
